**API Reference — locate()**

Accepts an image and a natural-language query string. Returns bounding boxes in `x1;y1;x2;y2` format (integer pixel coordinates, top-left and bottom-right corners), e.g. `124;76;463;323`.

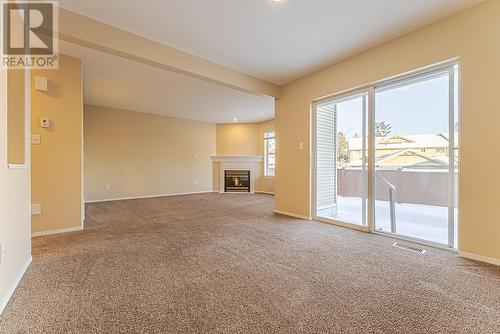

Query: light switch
298;142;304;150
31;134;41;145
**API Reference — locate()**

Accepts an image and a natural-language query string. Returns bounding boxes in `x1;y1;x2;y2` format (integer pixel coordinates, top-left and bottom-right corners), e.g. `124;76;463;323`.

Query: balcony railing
376;172;397;233
337;168;458;207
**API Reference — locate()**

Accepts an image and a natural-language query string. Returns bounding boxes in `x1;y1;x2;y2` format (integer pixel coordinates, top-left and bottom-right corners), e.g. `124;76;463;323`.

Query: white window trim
264;131;275;177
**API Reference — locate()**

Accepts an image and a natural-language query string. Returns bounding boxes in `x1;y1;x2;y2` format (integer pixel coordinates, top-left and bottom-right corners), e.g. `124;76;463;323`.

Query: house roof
347;149;451;169
348;133;458;151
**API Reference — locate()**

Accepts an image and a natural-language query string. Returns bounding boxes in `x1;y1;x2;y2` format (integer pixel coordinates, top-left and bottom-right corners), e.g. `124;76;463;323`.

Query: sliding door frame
311;87;373;233
311;59;459;249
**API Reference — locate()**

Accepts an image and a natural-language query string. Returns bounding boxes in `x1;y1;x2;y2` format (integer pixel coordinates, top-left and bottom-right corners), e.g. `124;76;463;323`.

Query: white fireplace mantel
211;156;263;193
210;156;263;162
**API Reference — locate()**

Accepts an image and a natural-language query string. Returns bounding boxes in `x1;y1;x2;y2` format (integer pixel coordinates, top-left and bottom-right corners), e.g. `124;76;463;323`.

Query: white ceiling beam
57;8;280;98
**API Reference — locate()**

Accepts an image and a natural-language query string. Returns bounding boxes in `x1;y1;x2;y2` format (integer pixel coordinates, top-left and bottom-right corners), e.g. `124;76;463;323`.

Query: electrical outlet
192;179;199;185
0;244;6;264
105;185;111;191
31;204;42;215
31;134;41;145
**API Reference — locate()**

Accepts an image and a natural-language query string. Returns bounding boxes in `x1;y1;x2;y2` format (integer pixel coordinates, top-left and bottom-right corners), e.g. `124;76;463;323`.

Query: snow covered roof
348;133;458;150
347;149;451;169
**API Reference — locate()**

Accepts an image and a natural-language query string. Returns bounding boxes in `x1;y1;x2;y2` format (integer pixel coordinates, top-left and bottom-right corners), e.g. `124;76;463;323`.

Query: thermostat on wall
40;118;50;128
35;76;48;91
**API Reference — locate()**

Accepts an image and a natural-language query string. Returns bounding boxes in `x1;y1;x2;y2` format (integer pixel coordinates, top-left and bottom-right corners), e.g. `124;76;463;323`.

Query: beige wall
0;69;31;314
31;54;83;233
84;105;216;201
215;120;275;193
275;0;500;260
216;123;260;156
7;70;26;165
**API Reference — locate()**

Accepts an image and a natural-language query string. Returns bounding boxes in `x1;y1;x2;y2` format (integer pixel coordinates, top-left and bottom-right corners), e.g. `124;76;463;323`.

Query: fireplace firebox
224;170;250;192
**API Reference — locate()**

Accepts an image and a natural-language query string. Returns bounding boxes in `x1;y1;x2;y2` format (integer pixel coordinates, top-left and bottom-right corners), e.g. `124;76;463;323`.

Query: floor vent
392;242;426;253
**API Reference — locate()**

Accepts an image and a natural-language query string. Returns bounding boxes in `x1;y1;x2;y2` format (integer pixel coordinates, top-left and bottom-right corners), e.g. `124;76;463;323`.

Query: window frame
264;131;275;177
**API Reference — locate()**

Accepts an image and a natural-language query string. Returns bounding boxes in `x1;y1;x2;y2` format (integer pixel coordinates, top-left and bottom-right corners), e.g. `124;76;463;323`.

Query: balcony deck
318;196;458;247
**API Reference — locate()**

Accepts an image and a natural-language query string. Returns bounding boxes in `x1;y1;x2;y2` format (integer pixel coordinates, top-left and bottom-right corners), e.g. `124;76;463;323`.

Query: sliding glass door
313;91;368;228
312;62;459;248
374;65;458;248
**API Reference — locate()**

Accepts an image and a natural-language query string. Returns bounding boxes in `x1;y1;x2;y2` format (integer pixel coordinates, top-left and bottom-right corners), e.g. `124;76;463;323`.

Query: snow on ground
318;196;458;247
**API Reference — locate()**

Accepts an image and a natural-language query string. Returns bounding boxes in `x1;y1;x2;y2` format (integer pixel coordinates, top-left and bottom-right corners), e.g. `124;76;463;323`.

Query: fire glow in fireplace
224;170;250;192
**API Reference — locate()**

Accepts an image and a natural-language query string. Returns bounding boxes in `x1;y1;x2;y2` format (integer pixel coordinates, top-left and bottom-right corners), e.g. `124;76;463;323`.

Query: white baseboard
84;190;215;204
255;191;275;195
274;209;311;220
458;251;500;266
32;226;83;238
0;256;32;316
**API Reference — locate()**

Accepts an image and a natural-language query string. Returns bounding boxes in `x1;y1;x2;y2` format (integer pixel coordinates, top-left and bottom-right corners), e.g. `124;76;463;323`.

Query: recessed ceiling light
233;118;238;122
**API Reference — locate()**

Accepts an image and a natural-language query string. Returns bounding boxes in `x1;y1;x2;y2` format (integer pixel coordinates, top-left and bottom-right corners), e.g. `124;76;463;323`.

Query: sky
333;70;459;139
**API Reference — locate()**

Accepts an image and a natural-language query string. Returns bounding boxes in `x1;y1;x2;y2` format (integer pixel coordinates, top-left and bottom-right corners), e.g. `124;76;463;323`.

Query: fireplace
225;170;250;192
211;156;262;193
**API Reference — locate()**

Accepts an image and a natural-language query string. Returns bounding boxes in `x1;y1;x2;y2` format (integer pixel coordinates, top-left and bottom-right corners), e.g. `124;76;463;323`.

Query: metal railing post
389;187;396;233
376;172;397;233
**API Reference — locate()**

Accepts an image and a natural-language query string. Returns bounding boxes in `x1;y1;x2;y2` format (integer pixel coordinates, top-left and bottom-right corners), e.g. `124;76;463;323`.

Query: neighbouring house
347;133;459;169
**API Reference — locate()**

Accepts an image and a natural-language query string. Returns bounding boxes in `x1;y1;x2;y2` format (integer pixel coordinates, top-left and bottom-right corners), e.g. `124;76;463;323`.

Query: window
314;93;368;226
374;63;459;248
264;131;275;176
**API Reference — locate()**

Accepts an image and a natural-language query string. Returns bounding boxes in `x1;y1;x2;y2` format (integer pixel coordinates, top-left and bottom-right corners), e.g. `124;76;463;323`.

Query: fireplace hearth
225;170;250;192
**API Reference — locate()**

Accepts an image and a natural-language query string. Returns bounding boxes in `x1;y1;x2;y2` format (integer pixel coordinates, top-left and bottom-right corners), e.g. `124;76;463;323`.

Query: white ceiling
58;0;484;85
59;41;275;123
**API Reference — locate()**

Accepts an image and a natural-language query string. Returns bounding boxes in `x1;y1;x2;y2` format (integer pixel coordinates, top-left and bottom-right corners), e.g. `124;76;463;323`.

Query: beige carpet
0;193;499;333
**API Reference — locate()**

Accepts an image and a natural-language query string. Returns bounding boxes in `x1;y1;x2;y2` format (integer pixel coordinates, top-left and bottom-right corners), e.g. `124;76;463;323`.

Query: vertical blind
316;104;337;212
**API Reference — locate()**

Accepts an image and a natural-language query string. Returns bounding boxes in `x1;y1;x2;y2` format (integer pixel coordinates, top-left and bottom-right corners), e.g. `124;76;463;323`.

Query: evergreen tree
375;121;392;137
337;131;350;166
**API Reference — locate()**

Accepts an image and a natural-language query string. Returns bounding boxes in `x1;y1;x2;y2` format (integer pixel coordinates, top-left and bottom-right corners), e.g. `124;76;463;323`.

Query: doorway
312;62;459;248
